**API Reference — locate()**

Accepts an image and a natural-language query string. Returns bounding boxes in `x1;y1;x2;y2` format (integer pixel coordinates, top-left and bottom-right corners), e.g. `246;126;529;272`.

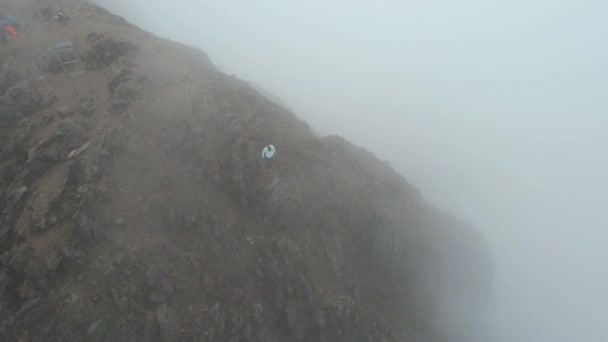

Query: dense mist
92;1;608;340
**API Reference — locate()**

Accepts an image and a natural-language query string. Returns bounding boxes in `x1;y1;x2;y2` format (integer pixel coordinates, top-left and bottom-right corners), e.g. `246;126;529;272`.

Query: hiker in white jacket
262;145;276;172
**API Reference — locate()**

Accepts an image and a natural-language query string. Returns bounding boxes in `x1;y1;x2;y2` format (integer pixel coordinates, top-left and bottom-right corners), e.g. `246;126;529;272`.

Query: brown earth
0;1;492;341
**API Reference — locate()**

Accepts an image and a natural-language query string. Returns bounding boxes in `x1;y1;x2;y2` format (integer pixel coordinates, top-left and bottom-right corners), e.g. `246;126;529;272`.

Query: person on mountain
7;16;20;31
3;24;18;40
262;144;276;173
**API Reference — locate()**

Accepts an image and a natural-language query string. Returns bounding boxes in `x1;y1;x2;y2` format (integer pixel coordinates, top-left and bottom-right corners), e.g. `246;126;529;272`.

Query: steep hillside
0;1;492;341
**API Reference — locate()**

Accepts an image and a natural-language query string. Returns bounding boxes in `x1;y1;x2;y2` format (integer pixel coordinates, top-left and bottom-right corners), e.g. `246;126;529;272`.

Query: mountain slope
0;1;492;341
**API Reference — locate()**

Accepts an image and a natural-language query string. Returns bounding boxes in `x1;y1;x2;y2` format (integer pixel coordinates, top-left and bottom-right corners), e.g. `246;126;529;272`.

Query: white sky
93;1;608;340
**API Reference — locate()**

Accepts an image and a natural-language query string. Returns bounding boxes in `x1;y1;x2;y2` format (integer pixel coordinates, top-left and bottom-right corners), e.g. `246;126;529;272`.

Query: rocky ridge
0;1;492;341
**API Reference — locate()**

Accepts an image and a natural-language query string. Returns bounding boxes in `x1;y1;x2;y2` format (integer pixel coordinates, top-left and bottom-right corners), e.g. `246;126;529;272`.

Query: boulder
16;298;52;326
83;38;136;70
87;319;107;342
203;272;215;294
0;80;48;124
78;97;96;117
156;303;182;342
58;119;87;150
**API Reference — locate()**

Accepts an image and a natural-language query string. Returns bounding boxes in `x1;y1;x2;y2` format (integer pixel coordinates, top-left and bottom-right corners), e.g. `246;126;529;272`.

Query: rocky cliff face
0;1;492;341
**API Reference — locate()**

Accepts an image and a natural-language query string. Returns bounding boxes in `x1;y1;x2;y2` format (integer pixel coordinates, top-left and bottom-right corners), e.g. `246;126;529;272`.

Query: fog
92;1;608;340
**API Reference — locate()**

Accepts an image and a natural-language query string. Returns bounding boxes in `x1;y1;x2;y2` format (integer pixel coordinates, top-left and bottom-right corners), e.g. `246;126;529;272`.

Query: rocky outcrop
0;79;49;126
83;37;137;70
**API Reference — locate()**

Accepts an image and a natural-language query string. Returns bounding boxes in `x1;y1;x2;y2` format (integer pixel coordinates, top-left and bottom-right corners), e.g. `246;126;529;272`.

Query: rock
150;277;174;304
16;298;52;325
55;323;77;342
285;298;307;339
25;259;45;280
274;286;285;312
61;248;86;266
156;303;182;342
285;299;299;329
21;159;51;183
315;308;327;330
30;136;65;162
0;271;14;300
203;272;215;293
6;248;31;275
150;291;168;305
231;288;244;305
0;79;48;122
111;83;136;115
212;219;223;238
156;255;171;275
119;296;129;311
330;295;356;330
56;106;73;118
88;319;107;342
74;215;96;245
252;303;264;324
34;214;57;232
40;113;55;127
6;186;27;209
0;327;12;342
58;119;87;150
321;231;343;278
24;119;87;175
127;285;145;303
242;322;254;341
83;38;136;70
105;63;137;115
159;278;174;296
146;264;162;286
78;97;96;117
87;32;103;42
255;269;264;279
107;64;131;94
229;311;245;336
112;251;125;266
46;250;63;272
266;179;302;230
142;321;161;342
100;129;126;156
0;64;21;96
210;303;226;334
